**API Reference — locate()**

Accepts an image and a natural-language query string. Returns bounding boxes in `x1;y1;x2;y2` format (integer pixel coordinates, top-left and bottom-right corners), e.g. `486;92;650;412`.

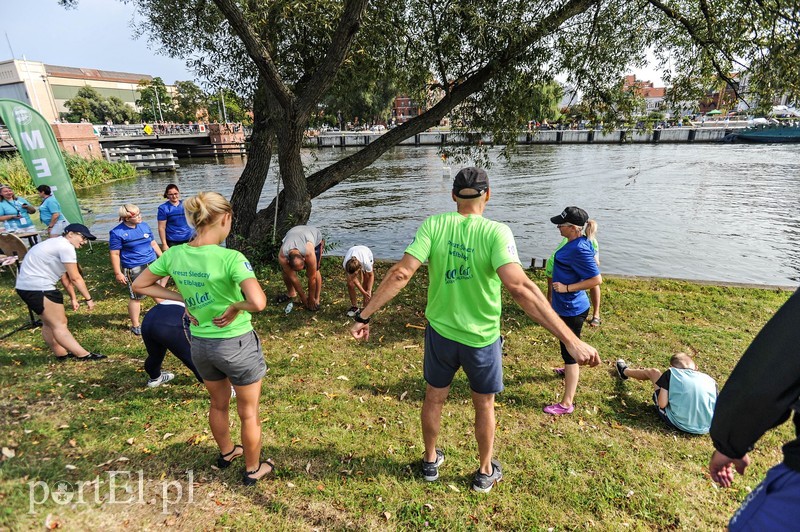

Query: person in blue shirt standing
0;184;36;231
544;206;602;416
109;203;162;335
156;184;193;250
37;185;68;236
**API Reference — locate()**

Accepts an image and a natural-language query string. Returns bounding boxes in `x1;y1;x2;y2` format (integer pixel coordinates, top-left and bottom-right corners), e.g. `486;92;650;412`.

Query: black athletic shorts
16;289;64;315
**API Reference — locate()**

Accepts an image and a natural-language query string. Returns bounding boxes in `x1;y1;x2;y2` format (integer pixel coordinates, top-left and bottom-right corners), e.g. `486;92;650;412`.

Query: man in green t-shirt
350;167;601;493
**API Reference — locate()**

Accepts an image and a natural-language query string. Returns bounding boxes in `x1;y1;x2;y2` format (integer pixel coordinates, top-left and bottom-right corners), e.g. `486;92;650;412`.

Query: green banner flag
0;99;84;224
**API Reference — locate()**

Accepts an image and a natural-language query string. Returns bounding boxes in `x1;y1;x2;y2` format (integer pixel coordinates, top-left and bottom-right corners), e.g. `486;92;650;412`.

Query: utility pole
220;89;228;124
154;86;164;122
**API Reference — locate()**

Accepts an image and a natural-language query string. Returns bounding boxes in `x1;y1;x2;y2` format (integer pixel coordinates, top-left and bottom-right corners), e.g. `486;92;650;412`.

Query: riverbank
0;153;137;197
307;127;739;148
0;247;792;529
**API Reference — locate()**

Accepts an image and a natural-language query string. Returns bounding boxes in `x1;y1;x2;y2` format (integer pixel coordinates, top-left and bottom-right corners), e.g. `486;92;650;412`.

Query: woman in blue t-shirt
0;184;36;231
37;185;68;236
156;184;193;250
109;203;163;335
543;206;602;416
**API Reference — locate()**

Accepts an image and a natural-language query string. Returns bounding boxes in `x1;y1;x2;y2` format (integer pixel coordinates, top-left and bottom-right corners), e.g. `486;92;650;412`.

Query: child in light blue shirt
615;353;717;434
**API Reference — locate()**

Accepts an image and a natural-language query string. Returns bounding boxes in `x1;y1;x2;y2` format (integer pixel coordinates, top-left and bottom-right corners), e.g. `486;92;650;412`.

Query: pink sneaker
553;367;565;377
543;403;574;415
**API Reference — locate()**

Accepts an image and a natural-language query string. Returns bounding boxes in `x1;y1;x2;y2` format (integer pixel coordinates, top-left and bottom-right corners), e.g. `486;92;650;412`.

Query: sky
3;0;663;87
2;0;195;83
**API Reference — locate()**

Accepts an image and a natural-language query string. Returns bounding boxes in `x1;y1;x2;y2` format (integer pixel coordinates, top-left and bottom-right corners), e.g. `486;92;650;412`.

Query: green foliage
206;89;251;125
63;86;139;124
173;80;209;123
136;77;174;122
0;153;136;196
0;247;794;529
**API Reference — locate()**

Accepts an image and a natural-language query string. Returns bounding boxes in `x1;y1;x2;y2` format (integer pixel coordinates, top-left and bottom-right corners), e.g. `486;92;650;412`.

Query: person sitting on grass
277;225;324;311
342;245;374;317
614;353;717;435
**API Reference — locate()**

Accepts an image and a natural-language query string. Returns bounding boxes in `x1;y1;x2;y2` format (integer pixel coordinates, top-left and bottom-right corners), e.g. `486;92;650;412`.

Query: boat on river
735;121;800;143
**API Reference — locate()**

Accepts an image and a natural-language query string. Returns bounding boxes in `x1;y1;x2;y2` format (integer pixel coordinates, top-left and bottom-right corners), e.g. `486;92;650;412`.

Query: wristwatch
354;309;370;324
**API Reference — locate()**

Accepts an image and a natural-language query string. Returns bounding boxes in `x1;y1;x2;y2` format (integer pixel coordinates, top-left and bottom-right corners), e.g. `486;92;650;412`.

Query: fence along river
75;143;800;287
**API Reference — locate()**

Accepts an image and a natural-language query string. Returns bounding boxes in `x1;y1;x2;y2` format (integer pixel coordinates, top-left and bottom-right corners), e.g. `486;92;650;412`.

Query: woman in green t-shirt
133;192;272;486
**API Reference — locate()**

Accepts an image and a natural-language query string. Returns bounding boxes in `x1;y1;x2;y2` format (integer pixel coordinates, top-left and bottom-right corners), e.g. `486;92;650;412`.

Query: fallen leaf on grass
382;512;391;520
399;391;407;401
423;503;433;511
58;425;69;430
336;375;349;381
402;345;419;349
316;484;325;491
405;323;425;330
286;482;296;488
65;465;77;470
68;439;77;448
126;438;135;445
162;433;174;440
116;457;130;462
1;447;15;459
44;514;62;529
186;434;208;445
447;484;460;492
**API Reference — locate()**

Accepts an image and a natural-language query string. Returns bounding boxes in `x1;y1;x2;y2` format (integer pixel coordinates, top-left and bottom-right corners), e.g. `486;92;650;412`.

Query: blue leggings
141;303;203;382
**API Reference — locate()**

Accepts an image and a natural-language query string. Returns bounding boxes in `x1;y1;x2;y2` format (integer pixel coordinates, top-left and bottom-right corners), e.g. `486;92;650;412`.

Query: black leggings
141;303;203;382
559;309;590;365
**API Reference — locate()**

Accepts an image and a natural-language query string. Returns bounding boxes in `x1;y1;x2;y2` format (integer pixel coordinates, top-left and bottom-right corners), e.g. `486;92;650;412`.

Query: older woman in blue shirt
0;184;36;231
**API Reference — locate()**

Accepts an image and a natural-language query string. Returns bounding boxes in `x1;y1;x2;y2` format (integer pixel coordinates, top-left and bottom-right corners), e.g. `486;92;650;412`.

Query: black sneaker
472;459;503;493
74;352;107;361
615;359;629;380
421;449;445;481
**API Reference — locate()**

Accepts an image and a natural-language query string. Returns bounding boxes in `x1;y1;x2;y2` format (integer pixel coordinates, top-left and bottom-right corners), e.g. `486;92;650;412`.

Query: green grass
0;244;793;530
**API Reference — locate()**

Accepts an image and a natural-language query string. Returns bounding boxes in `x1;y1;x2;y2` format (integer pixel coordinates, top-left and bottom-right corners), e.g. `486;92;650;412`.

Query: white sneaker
147;372;175;388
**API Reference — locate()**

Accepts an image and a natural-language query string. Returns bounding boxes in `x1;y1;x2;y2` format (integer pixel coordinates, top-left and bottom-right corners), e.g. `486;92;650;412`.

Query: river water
75;144;800;286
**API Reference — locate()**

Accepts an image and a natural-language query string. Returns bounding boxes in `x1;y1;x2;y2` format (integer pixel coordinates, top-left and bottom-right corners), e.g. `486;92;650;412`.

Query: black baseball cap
63;223;97;240
452;167;489;199
550;206;588;226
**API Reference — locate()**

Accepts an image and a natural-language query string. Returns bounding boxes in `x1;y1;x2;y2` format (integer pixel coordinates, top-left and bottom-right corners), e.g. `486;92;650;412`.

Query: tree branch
304;0;601;198
212;0;294;109
295;0;370;121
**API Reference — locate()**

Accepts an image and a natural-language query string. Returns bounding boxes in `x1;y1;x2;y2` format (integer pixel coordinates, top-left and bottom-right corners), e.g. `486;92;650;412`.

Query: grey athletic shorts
124;264;152;300
423;325;504;394
191;330;266;386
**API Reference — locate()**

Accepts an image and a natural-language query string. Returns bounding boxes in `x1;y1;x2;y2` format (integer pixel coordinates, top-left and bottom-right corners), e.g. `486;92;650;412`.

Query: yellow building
0;58;175;122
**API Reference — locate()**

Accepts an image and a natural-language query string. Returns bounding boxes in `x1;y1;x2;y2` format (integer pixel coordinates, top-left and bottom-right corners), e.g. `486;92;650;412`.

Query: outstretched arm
350;254;422;341
709;289;800;485
497;263;600;366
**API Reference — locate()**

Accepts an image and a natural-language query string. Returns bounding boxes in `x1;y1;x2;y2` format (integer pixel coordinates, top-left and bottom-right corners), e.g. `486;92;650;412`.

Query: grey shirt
281;226;323;257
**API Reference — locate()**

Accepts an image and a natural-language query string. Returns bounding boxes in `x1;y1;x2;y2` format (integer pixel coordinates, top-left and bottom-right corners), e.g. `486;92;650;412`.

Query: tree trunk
243;117;311;252
227;81;279;251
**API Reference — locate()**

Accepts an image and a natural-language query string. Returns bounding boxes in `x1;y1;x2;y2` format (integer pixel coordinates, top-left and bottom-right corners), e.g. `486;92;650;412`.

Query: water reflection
76;144;800;286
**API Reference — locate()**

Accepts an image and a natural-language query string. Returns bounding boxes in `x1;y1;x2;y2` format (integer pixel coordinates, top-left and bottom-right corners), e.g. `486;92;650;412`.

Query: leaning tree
62;0;800;254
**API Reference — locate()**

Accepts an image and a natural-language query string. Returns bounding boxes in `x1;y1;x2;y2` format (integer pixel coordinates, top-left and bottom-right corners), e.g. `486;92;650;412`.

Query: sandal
242;459;275;486
275;294;292;304
216;444;243;469
588;317;601;327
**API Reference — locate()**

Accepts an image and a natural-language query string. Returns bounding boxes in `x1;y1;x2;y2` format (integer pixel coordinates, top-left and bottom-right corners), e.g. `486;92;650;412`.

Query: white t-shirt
15;237;77;291
342;245;373;273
